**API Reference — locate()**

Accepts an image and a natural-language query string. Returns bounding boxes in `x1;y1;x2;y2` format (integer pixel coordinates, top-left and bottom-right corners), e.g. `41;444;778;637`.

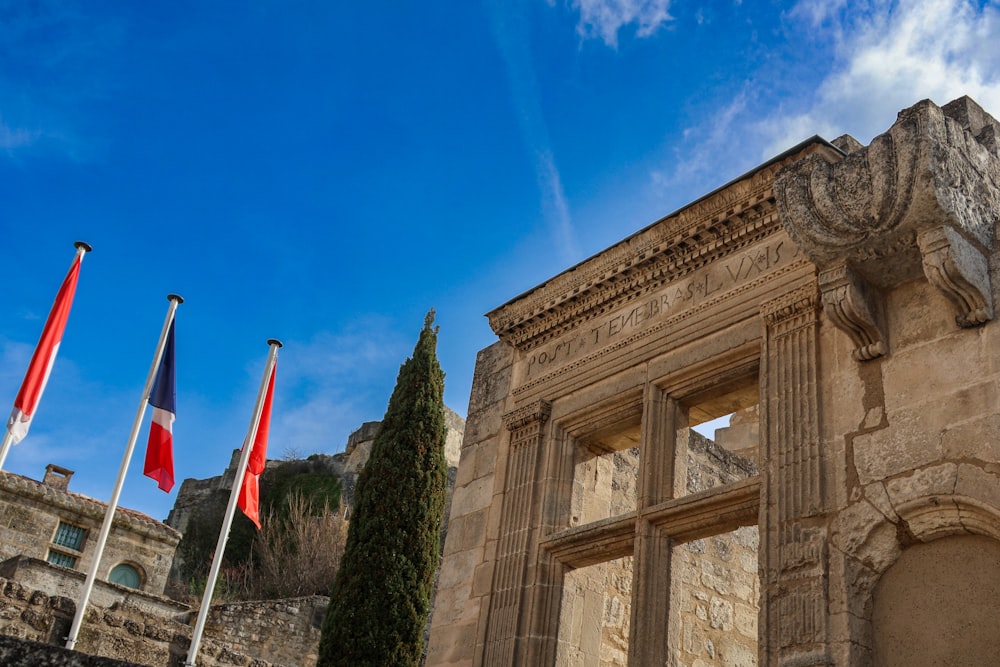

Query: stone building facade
426;96;1000;666
0;466;179;596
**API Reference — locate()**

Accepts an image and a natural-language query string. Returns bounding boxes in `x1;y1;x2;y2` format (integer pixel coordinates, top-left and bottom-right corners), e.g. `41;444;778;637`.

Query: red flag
237;362;276;529
144;318;177;492
7;249;85;444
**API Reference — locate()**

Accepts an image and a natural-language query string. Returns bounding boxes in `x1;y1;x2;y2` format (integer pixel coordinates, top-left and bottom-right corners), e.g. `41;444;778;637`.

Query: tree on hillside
318;311;448;667
172;455;342;601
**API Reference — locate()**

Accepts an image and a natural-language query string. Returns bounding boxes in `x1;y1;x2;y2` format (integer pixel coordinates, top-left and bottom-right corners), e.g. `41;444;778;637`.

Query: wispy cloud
562;0;674;48
655;0;1000;197
268;320;412;456
488;0;581;262
757;0;1000;156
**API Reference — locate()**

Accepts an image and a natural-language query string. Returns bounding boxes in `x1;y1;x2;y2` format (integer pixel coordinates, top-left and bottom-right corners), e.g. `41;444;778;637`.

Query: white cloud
760;0;1000;155
656;0;1000;198
268;322;412;455
569;0;674;47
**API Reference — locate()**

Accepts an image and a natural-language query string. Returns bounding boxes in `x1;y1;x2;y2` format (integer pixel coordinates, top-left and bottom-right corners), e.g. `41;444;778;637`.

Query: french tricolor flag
144;318;176;493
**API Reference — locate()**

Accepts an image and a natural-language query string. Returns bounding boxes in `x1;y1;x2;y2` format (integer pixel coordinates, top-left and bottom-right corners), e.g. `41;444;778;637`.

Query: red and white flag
144;318;177;493
237;362;276;528
7;247;87;445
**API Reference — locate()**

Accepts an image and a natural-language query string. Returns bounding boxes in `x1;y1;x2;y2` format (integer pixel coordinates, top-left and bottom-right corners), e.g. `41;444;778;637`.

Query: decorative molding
917;225;994;327
818;263;887;361
760;283;820;328
512;259;811;397
502;400;552;433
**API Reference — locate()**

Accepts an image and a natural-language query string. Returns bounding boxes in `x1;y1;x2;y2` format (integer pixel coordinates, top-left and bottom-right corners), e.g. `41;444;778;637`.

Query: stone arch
871;533;1000;666
832;475;1000;662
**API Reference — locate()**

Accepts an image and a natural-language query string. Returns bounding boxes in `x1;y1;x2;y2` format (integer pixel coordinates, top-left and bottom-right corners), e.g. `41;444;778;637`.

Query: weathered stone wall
200;597;327;667
425;342;513;667
668;429;759;667
0;634;138;666
557;444;640;666
0;571;326;667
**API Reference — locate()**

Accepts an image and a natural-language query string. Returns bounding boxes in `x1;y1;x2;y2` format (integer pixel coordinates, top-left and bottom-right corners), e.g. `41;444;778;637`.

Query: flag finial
267;338;283;348
167;293;184;304
74;241;93;253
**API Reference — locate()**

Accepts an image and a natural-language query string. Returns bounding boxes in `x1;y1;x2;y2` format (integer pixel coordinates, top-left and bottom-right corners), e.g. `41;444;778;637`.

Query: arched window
108;563;143;589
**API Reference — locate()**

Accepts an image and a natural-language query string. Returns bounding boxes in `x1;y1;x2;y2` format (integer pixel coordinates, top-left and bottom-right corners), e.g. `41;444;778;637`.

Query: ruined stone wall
0;634;138;667
199;597;326;667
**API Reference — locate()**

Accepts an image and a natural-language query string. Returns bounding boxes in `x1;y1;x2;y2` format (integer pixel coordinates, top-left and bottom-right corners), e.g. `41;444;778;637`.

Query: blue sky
2;0;999;521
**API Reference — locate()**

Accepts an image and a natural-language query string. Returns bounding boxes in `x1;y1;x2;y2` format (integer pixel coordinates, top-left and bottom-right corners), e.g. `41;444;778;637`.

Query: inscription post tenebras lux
525;239;798;378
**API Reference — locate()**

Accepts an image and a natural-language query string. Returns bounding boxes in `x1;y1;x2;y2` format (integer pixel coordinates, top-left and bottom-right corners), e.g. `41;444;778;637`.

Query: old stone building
0;465;180;597
426;96;1000;666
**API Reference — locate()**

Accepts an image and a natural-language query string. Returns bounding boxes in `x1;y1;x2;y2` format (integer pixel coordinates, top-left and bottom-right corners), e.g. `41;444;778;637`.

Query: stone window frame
538;343;763;662
48;520;87;569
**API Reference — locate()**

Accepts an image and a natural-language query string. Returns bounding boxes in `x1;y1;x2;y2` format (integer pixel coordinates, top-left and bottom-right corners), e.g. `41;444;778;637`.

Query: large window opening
556;554;633;667
678;376;759;499
570;419;641;526
669;374;761;666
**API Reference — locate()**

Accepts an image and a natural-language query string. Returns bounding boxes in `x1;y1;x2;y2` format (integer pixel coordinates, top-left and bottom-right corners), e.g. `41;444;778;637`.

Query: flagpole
185;338;281;667
65;293;183;651
0;241;92;472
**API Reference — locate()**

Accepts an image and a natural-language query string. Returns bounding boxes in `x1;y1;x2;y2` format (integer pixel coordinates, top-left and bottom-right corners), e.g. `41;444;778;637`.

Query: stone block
955;463;1000;514
451;475;495;515
942;412;1000;462
885;463;958;510
853;407;943;484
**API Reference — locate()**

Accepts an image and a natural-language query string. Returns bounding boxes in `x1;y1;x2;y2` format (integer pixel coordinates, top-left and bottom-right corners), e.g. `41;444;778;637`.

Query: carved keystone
818;263;887;361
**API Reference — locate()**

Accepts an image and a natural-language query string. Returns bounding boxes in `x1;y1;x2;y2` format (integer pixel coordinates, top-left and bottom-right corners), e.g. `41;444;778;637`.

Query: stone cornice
487;140;840;351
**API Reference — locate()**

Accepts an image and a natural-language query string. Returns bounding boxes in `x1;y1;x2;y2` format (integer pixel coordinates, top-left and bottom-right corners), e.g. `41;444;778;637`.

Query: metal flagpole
0;241;92;471
185;338;282;667
65;294;183;650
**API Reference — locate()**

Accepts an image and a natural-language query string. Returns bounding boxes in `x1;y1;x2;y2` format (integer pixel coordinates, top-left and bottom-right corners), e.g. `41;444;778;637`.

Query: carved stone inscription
523;236;800;379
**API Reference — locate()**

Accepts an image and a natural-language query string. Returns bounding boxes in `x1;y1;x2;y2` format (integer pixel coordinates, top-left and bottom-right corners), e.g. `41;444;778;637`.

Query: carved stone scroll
917;225;994;327
818;263;887;361
776;97;1000;345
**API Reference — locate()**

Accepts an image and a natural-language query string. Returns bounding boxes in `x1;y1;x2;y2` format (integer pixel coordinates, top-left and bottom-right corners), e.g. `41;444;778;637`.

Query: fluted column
761;284;831;667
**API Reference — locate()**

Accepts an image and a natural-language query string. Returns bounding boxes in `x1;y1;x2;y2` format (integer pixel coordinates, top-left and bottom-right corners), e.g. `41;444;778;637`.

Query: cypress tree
318;311;449;667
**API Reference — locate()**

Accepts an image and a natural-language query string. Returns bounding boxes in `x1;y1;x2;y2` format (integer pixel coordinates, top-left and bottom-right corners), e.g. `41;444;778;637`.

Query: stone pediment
486;140;840;352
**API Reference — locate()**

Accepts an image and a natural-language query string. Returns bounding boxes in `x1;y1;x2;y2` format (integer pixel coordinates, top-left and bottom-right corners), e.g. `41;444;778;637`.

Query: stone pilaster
481;400;551;666
761;284;831;667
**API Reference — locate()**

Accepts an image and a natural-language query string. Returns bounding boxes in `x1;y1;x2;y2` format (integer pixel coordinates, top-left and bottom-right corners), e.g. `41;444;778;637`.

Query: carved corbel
917;225;993;327
818;263;887;361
